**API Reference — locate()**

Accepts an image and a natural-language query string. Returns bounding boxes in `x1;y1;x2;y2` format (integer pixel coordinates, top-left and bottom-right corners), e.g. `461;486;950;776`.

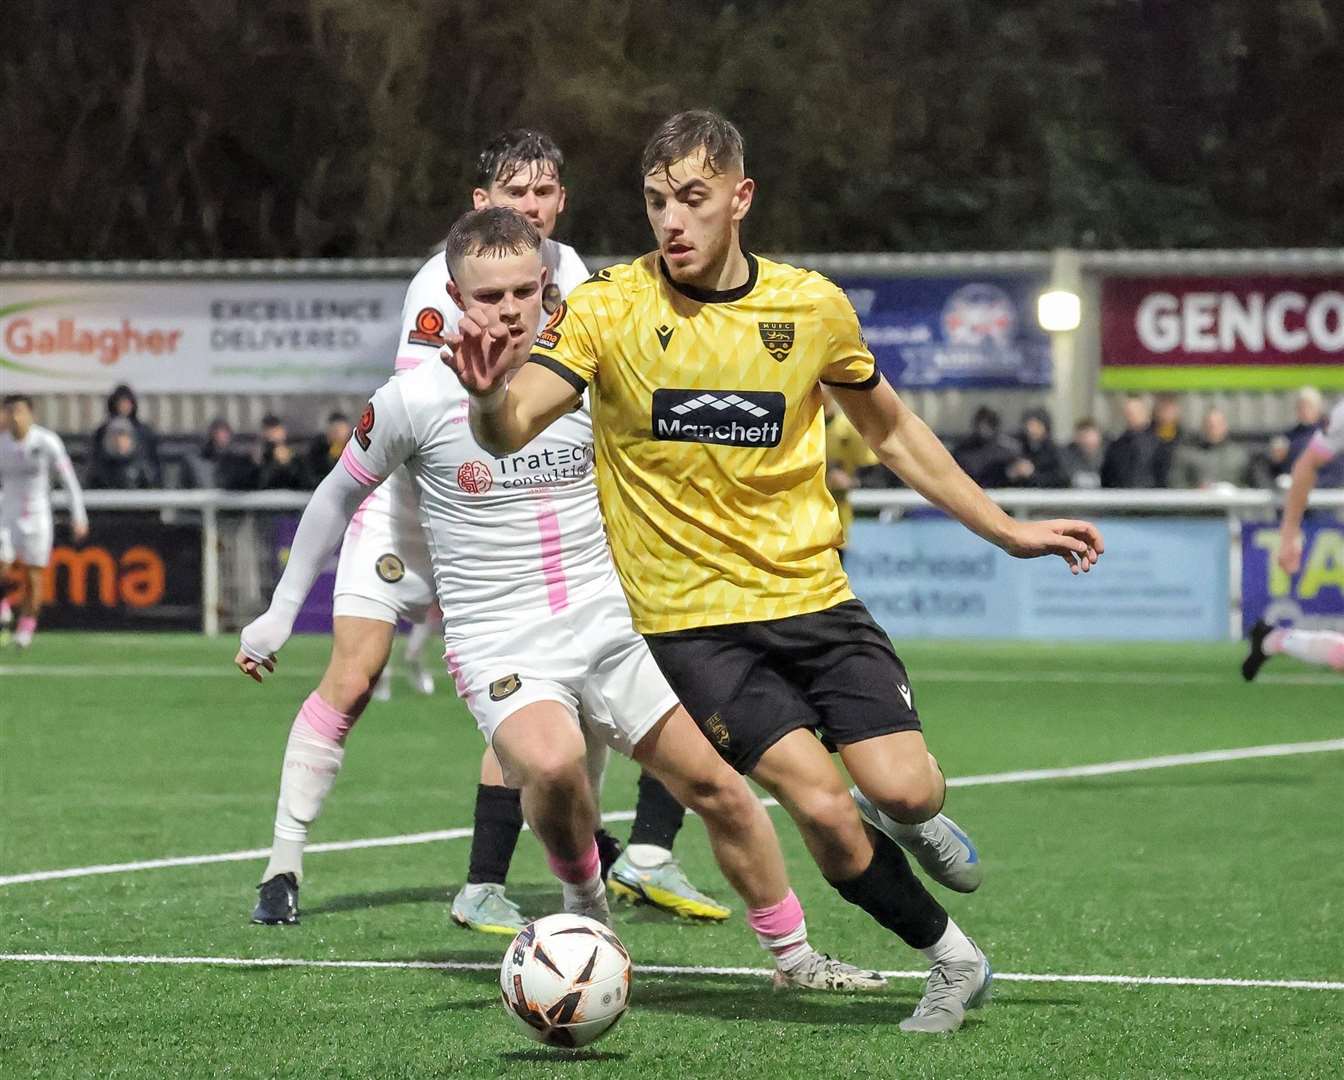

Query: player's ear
555;184;567;216
471;188;490;211
446;280;467;312
731;176;755;222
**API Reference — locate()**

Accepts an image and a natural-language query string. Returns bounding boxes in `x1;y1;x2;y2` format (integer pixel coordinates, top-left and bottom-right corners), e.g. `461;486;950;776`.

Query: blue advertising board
846;517;1229;641
837;275;1052;389
1241;521;1344;634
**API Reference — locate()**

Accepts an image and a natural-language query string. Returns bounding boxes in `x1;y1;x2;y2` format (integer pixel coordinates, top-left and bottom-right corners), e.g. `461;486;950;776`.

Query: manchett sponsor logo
652;390;785;447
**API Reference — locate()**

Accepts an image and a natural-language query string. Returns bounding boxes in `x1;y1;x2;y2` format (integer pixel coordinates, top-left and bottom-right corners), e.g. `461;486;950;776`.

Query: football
499;914;632;1049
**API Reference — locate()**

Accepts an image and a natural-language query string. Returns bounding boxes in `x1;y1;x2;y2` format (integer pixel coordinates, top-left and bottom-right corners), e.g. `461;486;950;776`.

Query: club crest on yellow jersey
758;321;795;362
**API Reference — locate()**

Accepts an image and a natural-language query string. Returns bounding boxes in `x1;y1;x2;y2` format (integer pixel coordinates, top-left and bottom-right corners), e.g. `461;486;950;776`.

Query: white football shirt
340;359;613;637
356;240;590;544
0;424;87;527
1309;399;1344;462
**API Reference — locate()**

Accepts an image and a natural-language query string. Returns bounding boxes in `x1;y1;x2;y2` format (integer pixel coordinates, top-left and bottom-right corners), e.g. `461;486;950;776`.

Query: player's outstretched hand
1003;518;1104;575
439;306;513;398
235;608;293;684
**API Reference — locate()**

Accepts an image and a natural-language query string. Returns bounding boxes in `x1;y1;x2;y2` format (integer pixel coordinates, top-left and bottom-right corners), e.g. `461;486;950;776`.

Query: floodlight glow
1037;290;1081;332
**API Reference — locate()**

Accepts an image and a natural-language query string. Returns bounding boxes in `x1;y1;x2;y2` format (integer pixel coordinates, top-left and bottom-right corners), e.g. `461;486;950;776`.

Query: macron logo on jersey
652;389;785;447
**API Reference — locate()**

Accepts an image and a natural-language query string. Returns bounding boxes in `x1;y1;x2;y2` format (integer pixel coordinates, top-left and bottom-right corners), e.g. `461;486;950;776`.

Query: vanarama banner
0;281;405;393
1101;275;1344;390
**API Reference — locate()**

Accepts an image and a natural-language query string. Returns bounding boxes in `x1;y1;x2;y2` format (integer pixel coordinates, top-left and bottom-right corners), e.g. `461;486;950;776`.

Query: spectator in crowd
88;419;157;489
1249;435;1292;490
1150;392;1185;487
182;418;256;490
92;383;161;486
1171;407;1250;489
307;411;353;481
1283;386;1344;487
821;388;878;563
1005;407;1066;488
953;405;1018;488
1101;395;1161;488
254;415;315;490
1061;418;1106;489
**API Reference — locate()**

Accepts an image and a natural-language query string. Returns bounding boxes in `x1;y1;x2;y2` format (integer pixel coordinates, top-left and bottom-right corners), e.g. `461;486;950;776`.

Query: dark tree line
3;0;1342;259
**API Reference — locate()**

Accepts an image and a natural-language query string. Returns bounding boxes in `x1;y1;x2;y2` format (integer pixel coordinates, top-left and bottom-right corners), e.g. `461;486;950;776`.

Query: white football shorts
331;491;434;624
443;576;680;758
0;513;54;568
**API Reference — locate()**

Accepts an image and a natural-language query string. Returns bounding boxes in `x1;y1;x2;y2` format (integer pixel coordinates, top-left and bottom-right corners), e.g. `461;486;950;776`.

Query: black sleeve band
821;368;882;391
527;354;588;396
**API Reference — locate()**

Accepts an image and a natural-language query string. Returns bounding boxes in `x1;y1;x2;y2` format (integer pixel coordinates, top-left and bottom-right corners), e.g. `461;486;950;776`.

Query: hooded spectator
1171;407;1249;489
1101;396;1161;488
183;418;256;490
91;383;161;486
89;418;156;489
307;411;353;481
1062;418;1106;489
1005;408;1066;488
953;406;1018;489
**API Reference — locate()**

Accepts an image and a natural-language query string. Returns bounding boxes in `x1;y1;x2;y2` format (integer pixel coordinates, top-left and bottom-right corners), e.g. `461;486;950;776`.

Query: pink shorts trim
535;503;569;614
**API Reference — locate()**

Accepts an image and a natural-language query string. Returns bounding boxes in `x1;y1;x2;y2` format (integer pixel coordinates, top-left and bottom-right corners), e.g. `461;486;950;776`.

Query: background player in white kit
237;208;882;990
0;395;89;649
1243;394;1344;678
244;130;720;929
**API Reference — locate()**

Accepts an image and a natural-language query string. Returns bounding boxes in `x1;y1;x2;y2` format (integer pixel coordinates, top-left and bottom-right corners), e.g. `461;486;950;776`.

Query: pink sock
547;840;601;885
747;889;810;967
16;615;37;636
297;691;357;745
0;598;11;619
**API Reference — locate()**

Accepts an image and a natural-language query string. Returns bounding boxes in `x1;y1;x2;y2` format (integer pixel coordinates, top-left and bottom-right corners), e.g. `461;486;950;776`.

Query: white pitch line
3;738;1341;889
0;952;1339;993
1;665;1339;686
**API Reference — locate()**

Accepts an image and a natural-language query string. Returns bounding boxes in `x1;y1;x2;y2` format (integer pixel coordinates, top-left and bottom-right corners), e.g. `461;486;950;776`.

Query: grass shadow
500;1050;629;1063
304;884;449;916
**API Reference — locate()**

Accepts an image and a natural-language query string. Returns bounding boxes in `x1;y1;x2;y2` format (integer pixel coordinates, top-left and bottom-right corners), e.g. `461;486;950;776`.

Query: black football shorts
642;599;921;774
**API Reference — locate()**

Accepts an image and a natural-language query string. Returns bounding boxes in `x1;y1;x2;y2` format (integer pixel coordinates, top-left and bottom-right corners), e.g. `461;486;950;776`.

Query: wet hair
3;394;33;408
475;128;564;189
641;109;745;178
443;207;541;280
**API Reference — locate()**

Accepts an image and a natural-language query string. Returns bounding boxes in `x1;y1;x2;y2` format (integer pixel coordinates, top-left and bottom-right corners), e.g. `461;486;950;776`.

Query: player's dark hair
641;109;745;178
326;411;350;425
3;394;33;408
443;207;541;280
475;129;564;189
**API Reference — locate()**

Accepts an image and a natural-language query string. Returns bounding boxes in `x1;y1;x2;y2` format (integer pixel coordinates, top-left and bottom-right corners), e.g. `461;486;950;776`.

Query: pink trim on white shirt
394;354;425;373
535;503;569;614
340;444;382;487
1307;432;1337;464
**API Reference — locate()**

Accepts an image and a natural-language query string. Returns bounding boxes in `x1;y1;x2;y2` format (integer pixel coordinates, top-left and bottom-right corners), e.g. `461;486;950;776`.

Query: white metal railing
47;488;1344;639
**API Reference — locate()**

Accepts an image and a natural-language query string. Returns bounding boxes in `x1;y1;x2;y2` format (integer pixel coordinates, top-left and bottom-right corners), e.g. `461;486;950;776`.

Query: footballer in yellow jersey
530;249;874;633
444;110;1104;1034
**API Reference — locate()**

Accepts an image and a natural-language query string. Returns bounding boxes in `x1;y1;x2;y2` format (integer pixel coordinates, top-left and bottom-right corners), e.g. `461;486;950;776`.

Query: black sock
627;770;686;850
829;831;949;950
465;784;523;885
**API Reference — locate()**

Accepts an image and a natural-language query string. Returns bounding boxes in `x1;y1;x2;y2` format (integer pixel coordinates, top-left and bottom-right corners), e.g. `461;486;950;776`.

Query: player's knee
865;770;942;824
673;770;748;825
524;750;588;795
326;670;376;711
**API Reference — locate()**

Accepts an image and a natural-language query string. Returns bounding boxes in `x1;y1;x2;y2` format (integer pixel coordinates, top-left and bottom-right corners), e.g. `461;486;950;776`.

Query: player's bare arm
1276;446;1328;575
441;321;578;456
832;377;1103;574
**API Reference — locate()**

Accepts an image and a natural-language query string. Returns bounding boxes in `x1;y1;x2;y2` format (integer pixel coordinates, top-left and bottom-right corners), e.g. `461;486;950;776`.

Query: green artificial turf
2;633;1341;1078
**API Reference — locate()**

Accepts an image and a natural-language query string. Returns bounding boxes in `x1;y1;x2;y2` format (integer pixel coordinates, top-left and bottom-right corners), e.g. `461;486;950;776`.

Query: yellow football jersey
530;251;879;633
